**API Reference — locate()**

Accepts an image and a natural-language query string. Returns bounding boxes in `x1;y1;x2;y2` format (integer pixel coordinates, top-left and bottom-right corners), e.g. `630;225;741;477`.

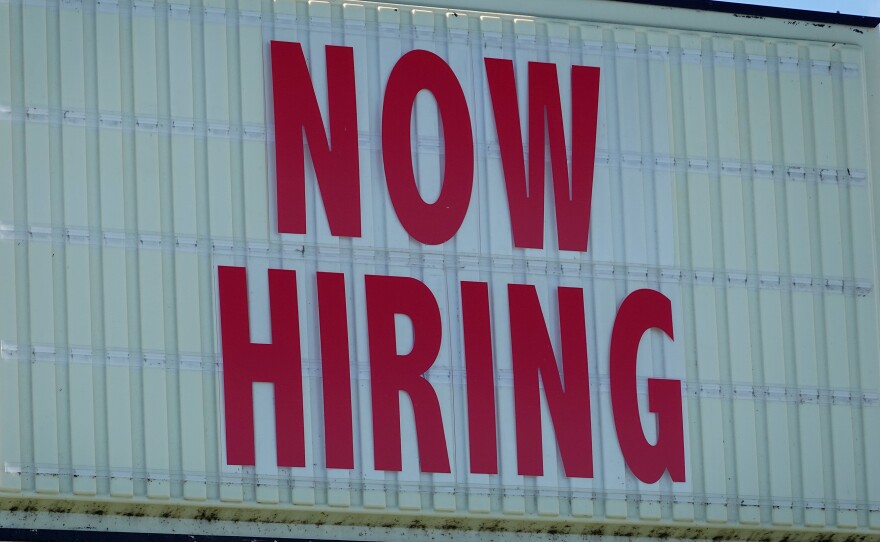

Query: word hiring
217;41;686;484
219;269;686;484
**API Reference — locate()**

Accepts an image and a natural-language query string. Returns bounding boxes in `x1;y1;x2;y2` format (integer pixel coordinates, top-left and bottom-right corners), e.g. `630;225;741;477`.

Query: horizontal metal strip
0;529;360;542
3;344;877;405
0;107;866;185
3;463;878;512
7;0;864;79
0;225;873;296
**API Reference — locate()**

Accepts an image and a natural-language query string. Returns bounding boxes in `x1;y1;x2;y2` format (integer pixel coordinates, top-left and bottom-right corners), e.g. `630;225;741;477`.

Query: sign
217;40;686;485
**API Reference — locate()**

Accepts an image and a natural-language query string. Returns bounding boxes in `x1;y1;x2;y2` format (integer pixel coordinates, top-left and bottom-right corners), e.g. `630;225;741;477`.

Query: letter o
382;50;474;245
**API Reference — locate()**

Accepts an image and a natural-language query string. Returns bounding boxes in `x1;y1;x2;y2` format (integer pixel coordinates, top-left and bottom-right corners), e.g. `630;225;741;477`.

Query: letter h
218;266;305;467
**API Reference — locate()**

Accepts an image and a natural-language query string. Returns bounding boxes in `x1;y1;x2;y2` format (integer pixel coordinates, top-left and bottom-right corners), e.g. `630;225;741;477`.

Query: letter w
271;41;361;237
485;59;600;252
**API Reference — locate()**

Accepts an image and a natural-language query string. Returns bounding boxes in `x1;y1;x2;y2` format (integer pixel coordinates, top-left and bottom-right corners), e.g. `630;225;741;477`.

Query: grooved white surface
0;0;878;535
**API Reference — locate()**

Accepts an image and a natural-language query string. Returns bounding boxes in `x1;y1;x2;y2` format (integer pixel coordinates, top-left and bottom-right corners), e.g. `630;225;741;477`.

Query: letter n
509;284;592;477
218;266;305;467
271;41;361;237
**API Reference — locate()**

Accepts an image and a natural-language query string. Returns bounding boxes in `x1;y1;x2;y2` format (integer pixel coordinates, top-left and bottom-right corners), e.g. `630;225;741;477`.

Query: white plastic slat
481;16;511;261
680;35;707;160
777;43;805;166
59;7;85;112
204;14;229;124
720;174;746;272
305;0;336;249
62;126;89;230
759;290;793;525
28;243;54;346
0;241;17;341
488;274;521;515
25;125;51;227
207;138;233;240
713;37;739;163
0;2;10;108
99;130;125;232
102;248;128;351
856;297;879;393
424;269;457;510
594;277;627;519
243;140;268;242
69;360;96;495
447;13;479;257
745;40;772;165
23;4;47;109
0;120;12;224
413;10;441;248
144;365;171;499
791;292;824;518
0;356;21;492
646;34;675;270
784;77;811;283
693;286;726;517
687;172;712;271
135;133;161;234
850;187;873;281
752;176;779;274
615;29;640;157
180;367;207;501
32;360;59;494
533;275;563;500
96;11;121;113
106;362;133;498
240;15;264;127
172;135;198;237
622;167;647;267
139;251;165;351
133;6;157;117
809;45;836;170
863;405;880;527
349;256;382;509
840;47;867;172
346;2;376;253
169;17;194;120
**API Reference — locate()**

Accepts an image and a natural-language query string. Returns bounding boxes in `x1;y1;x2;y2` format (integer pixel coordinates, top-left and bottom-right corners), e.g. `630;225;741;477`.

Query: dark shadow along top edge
608;0;880;28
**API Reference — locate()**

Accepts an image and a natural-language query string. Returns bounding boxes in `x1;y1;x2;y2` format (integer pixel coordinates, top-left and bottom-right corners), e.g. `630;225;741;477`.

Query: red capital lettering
461;281;498;474
610;289;685;483
317;272;354;469
485;59;600;252
509;284;592;477
218;266;305;467
271;41;360;237
366;275;450;473
382;50;474;245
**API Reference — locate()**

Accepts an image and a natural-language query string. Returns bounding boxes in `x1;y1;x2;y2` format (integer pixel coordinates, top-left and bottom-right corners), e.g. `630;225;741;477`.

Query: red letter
485;59;600;251
271;41;360;237
610;289;685;483
218;266;304;467
317;272;354;469
461;281;497;474
382;50;474;245
366;275;450;473
509;285;592;477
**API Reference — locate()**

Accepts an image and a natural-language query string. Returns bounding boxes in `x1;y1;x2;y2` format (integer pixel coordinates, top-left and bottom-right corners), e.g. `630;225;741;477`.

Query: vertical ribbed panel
0;0;878;535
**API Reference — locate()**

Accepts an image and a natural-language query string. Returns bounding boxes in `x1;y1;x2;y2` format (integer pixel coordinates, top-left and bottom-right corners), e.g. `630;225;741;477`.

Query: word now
219;267;686;484
271;40;600;251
